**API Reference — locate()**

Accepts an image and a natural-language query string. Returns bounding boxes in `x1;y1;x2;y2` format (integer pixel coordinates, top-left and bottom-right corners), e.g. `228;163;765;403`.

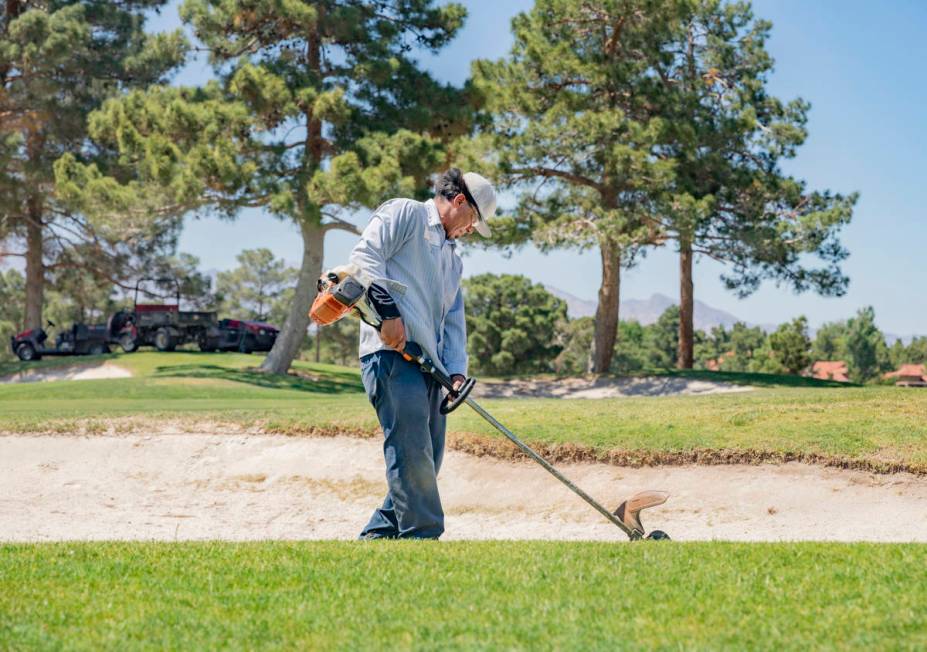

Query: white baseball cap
462;172;497;237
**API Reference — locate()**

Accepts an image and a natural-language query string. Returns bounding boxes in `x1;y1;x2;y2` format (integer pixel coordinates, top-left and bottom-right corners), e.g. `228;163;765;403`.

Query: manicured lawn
1;353;926;471
1;541;924;650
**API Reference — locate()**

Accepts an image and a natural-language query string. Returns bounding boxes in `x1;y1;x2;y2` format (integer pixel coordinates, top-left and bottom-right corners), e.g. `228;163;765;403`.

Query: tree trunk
260;221;324;374
589;238;621;374
23;196;43;330
677;240;694;369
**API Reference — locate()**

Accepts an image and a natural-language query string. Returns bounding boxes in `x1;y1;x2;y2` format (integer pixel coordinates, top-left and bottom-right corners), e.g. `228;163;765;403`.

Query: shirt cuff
444;359;468;378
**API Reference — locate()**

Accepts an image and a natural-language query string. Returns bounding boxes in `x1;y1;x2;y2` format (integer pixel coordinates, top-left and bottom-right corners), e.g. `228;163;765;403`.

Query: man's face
443;193;479;240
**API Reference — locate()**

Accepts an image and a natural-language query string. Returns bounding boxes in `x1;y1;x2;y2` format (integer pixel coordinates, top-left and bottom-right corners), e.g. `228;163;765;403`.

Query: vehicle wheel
197;333;215;352
16;343;37;362
154;328;176;352
120;334;139;353
89;343;108;356
238;335;253;354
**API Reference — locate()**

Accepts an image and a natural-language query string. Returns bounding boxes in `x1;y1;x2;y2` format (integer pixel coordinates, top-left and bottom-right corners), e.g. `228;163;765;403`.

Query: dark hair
435;167;467;201
435;167;481;217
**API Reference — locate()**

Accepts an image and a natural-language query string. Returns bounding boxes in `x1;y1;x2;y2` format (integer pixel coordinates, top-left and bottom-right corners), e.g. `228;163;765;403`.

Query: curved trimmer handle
439;377;476;415
400;346;476;415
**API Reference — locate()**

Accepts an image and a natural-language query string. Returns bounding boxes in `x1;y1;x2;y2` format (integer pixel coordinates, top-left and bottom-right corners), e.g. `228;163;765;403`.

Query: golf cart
108;277;218;352
10;321;111;361
196;318;279;353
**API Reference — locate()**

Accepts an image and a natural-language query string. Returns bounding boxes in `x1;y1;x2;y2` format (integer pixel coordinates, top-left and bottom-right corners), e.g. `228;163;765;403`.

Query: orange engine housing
309;291;353;326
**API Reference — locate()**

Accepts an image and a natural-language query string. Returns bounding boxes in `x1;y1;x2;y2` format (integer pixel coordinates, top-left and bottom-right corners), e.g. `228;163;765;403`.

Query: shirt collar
424;199;456;247
425;199;442;227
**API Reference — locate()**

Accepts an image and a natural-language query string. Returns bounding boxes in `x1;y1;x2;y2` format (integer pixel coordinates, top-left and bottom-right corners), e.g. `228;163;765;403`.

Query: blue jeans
359;343;446;539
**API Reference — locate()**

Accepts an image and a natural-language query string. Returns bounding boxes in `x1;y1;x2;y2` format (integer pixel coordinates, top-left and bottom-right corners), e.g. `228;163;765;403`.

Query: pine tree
463;273;567;376
473;0;855;372
845;306;889;383
57;0;469;373
216;248;296;322
0;1;188;329
650;1;857;369
472;1;676;373
762;316;811;375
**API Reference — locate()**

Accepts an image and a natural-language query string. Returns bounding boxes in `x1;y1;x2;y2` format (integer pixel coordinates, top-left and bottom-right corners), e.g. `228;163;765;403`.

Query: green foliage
552;316;594;375
891;336;927;368
463;274;567;376
471;1;686;371
472;0;856;372
759;316;812;375
845;306;890;383
215;248;296;323
144;252;217;310
57;0;471;372
812;313;916;382
696;321;768;372
647;306;681;369
0;268;25;361
0;0;189;325
1;542;925;650
812;320;849;362
648;1;857;297
612;319;649;374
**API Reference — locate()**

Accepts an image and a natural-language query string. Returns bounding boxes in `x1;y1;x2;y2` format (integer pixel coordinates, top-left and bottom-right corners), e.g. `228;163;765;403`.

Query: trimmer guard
613;490;670;537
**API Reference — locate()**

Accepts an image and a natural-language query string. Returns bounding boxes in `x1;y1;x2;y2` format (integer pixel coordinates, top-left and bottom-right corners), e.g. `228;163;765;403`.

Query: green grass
1;352;926;470
1;541;924;650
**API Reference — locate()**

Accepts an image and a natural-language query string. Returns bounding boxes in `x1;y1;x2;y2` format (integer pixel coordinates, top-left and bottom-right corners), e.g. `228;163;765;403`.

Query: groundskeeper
348;168;497;539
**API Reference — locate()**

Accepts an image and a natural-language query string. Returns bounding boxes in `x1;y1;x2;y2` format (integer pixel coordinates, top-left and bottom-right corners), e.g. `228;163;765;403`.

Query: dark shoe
358;532;397;540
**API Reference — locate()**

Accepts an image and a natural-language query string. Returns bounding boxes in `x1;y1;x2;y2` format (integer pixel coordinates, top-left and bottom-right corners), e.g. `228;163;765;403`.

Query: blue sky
147;1;927;335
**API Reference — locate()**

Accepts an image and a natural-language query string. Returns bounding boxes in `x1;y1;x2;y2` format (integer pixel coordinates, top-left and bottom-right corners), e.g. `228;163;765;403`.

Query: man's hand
451;374;466;391
380;317;406;352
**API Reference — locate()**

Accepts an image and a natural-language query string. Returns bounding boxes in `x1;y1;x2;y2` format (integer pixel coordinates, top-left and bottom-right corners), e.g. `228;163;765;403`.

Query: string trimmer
310;265;670;541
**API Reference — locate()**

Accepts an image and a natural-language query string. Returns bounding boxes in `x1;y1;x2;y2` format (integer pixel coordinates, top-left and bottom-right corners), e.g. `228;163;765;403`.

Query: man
349;168;496;539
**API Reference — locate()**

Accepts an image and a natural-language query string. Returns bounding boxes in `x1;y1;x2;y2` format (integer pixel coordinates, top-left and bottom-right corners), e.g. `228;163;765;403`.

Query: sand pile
1;362;132;384
2;432;924;543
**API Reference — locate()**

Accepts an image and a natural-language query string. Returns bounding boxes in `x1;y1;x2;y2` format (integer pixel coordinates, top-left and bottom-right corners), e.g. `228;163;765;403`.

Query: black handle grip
401;346;476;415
440;377;476;415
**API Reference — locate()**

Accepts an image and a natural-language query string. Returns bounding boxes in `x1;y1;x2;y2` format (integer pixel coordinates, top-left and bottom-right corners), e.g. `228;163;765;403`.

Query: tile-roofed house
811;361;850;382
883;364;927;387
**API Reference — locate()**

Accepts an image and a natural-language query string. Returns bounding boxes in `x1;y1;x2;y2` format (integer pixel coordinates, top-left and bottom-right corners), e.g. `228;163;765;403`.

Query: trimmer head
614;490;670;540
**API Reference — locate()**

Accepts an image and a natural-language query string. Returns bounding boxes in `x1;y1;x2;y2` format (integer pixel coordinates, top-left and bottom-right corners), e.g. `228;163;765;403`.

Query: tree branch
510;166;603;192
322;221;361;235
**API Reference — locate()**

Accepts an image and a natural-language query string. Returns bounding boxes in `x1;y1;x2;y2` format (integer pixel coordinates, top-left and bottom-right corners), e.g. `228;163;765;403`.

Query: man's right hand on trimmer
380;317;406;352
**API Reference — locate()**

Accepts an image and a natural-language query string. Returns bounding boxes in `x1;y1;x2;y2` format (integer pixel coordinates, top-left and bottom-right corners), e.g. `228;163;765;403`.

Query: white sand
2;432;925;543
473;375;753;399
1;362;132;383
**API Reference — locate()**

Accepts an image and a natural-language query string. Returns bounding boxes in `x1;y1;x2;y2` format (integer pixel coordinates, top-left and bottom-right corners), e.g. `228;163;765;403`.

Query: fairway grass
1;541;924;650
2;353;926;472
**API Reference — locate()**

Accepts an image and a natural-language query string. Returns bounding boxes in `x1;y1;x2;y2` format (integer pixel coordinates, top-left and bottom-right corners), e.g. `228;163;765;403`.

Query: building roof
811;360;850;382
883;364;927;380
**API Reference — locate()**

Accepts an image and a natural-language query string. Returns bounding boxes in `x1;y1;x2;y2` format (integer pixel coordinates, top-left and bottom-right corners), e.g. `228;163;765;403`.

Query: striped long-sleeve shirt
349;197;468;377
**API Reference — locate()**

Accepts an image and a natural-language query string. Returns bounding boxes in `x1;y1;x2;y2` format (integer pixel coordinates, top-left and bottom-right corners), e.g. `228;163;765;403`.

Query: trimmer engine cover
310;276;366;326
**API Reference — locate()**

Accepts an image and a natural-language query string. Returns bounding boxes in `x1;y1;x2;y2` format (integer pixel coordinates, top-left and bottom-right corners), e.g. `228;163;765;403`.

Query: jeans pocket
362;352;396;409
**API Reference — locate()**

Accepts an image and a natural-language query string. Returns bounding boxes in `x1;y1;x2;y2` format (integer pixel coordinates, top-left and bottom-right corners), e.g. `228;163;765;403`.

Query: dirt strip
2;433;925;543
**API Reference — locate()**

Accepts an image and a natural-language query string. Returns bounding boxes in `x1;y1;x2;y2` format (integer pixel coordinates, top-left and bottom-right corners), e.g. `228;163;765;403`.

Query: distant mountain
545;285;766;332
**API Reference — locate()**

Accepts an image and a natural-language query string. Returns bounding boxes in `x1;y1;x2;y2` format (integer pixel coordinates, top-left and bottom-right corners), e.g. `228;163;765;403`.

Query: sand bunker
1;362;132;384
473;375;753;399
2;432;924;543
